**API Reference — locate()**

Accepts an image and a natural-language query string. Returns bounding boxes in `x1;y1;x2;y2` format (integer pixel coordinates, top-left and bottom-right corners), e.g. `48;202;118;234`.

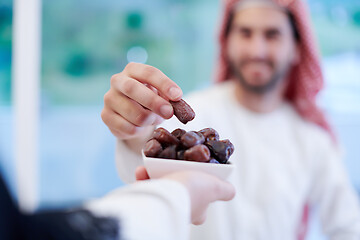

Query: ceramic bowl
142;152;234;180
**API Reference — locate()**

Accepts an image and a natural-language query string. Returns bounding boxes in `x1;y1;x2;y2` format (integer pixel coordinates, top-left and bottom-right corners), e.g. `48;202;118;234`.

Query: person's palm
135;166;235;225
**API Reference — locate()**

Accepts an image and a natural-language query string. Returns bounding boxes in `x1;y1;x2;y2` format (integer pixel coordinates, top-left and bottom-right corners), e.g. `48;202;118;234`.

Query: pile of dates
143;127;234;164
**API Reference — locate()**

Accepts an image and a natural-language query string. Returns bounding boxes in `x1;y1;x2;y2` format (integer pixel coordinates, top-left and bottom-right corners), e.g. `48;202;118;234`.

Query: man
101;0;360;239
0;165;234;239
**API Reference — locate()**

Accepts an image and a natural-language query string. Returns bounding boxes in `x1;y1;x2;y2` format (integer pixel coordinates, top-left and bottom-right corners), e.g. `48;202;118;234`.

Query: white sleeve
85;179;191;240
115;139;143;183
308;137;360;239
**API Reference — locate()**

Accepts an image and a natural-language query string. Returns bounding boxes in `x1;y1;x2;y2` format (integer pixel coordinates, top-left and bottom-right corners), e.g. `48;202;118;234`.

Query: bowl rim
142;151;234;167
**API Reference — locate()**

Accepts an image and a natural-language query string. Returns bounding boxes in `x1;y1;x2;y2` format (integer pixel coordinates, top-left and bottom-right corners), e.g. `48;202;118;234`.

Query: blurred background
0;0;359;239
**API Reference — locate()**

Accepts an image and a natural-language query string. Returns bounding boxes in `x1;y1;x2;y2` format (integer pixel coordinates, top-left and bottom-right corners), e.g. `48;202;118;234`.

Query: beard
229;58;291;95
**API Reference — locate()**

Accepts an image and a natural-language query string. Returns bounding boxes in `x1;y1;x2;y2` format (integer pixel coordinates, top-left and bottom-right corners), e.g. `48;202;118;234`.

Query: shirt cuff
84;179;191;240
115;139;144;184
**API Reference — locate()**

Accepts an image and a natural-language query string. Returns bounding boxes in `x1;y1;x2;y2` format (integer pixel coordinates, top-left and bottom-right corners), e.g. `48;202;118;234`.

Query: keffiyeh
216;0;335;140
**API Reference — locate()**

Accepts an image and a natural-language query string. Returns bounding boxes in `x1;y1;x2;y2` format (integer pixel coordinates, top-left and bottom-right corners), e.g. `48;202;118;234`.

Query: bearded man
101;0;360;239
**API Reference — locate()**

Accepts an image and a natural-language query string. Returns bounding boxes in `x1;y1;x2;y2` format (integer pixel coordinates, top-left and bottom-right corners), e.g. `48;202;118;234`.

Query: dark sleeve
22;209;121;240
0;170;23;239
0;170;121;240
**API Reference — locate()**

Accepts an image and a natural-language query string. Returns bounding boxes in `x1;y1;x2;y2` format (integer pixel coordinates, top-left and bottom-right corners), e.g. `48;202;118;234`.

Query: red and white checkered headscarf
216;0;335;140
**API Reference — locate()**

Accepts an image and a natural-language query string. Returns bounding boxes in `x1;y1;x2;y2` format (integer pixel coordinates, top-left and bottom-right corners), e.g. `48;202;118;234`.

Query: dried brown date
171;128;186;140
220;139;235;156
177;149;185;160
144;127;235;164
143;139;163;157
181;131;205;148
170;99;195;124
184;144;210;162
208;159;220;164
153;127;179;147
205;140;233;164
199;128;219;142
158;145;177;159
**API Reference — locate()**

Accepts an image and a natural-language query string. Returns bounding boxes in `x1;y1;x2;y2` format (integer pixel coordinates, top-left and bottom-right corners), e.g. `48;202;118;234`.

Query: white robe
115;80;360;240
85;179;191;240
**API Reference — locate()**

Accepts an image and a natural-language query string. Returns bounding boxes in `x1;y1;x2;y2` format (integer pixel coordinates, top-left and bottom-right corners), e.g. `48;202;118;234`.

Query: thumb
135;166;150;181
192;211;207;225
210;179;236;202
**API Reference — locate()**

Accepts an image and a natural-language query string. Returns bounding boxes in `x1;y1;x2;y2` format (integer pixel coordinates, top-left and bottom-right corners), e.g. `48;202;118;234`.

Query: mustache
239;58;274;68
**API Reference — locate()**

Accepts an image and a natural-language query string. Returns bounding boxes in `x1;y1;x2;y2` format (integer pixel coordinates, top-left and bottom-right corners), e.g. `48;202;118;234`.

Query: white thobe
115;80;360;240
85;179;191;240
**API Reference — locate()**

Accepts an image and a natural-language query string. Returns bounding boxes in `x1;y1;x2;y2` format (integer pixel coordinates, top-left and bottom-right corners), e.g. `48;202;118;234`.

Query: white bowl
142;152;235;180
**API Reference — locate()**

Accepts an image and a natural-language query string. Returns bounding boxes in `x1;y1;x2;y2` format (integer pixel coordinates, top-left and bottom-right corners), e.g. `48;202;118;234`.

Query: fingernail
169;87;182;99
160;104;173;118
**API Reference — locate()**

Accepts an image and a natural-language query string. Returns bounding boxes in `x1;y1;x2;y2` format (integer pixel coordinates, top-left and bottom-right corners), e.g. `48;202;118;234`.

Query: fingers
103;63;181;139
102;88;164;139
111;74;174;119
191;212;207;225
162;171;236;203
160;170;235;226
104;89;163;127
123;62;183;101
101;107;141;138
135;166;150;181
210;179;236;202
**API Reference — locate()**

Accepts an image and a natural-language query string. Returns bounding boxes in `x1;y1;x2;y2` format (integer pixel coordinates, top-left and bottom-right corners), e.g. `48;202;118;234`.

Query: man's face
226;7;299;94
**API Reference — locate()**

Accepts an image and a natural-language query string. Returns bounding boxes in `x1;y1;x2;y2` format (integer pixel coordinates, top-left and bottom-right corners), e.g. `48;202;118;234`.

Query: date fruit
144;127;234;165
171;128;187;140
199;128;219;141
181;131;205;148
153;127;179;147
205;140;232;164
170;99;195;124
158;145;177;159
209;159;220;164
184;144;210;162
220;139;235;156
143;139;162;158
